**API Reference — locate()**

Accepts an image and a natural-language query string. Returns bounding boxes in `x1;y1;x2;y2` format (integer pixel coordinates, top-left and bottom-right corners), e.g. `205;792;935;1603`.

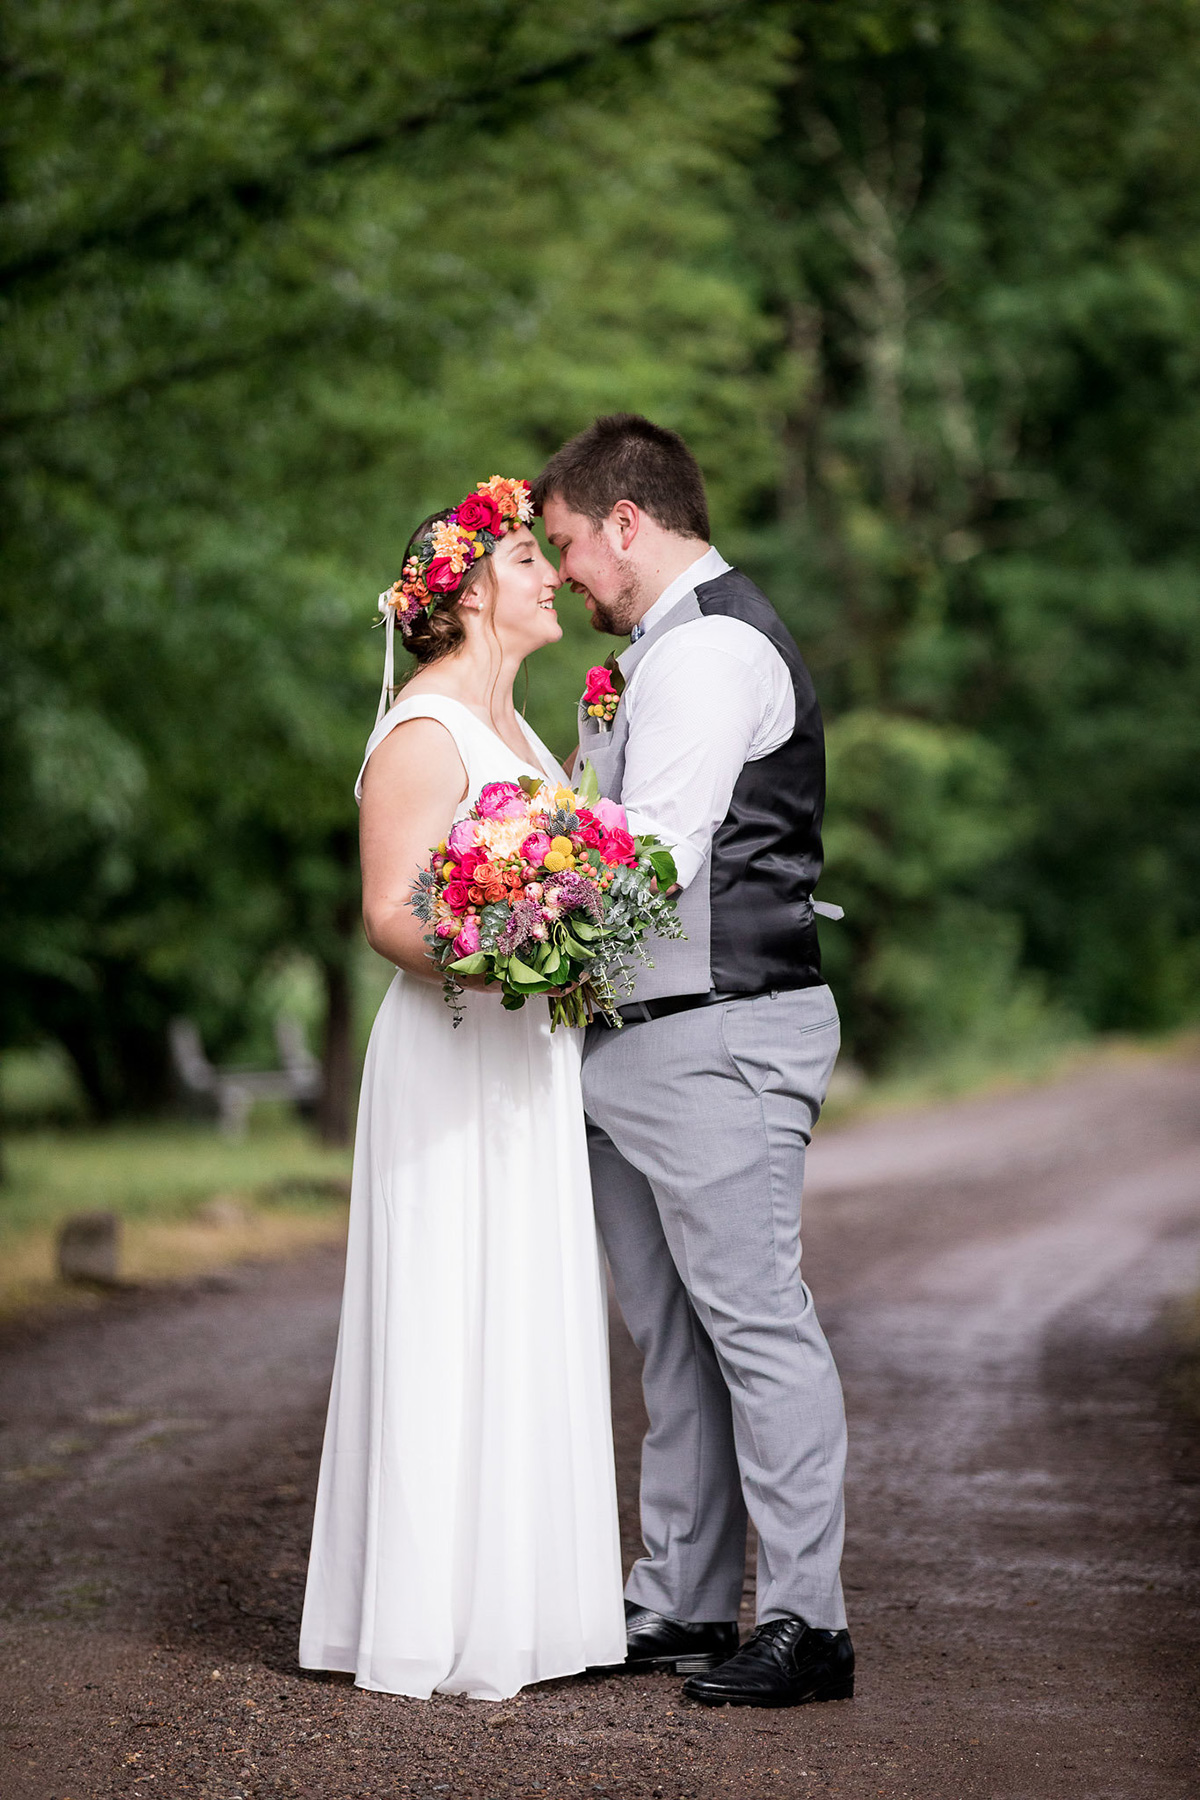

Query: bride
299;477;626;1700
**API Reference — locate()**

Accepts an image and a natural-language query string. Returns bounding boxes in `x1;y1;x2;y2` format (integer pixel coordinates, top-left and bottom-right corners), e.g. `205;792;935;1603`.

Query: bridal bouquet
410;763;683;1028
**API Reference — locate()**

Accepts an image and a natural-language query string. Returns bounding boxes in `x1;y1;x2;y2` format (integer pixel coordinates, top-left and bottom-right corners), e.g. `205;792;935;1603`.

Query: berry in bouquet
410;761;683;1028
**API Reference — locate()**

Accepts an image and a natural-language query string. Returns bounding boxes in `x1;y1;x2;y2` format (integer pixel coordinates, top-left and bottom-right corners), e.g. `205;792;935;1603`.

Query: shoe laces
739;1616;808;1669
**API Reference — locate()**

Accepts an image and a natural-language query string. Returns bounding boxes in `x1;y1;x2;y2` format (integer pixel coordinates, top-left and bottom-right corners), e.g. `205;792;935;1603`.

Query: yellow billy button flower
442;860;456;881
549;836;575;857
543;851;570;872
553;784;575;809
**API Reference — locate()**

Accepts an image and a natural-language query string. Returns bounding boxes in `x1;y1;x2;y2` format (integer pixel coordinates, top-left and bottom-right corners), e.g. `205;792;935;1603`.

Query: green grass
0;1116;351;1242
0;1116;352;1317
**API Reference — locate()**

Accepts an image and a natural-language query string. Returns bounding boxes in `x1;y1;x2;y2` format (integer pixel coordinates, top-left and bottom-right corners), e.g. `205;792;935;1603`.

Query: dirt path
2;1049;1198;1799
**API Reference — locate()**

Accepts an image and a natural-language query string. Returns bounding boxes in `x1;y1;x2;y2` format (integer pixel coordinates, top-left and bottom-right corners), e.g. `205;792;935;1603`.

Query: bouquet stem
548;987;590;1032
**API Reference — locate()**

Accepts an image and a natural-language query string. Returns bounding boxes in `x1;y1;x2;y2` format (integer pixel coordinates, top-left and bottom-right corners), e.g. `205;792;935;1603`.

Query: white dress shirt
617;547;796;890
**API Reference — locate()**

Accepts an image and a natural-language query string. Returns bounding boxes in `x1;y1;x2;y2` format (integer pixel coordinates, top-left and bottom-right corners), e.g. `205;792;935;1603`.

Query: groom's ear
609;500;640;551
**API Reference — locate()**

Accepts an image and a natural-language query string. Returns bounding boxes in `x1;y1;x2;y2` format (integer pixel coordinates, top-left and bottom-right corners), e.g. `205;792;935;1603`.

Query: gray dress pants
581;985;847;1630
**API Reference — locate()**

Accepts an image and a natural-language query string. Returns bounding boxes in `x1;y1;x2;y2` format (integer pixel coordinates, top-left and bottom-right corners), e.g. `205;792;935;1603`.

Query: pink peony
435;920;458;939
452;916;481;958
446;819;481;859
595;796;628;832
599;827;637;867
583;665;617;704
520;830;552;864
444;880;472;914
475;781;527;820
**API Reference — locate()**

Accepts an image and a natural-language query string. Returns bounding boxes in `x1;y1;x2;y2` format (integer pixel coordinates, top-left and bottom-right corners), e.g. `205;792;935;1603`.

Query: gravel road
2;1047;1198;1799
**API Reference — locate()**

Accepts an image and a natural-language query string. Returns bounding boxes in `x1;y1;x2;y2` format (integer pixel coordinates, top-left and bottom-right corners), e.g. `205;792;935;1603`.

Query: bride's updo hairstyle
399;510;495;668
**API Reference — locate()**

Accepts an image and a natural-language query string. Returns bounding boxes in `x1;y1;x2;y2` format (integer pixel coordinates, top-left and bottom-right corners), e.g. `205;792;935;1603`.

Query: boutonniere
581;663;624;728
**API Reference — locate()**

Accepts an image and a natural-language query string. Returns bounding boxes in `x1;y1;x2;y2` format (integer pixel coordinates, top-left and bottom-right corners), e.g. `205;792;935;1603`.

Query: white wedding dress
299;695;626;1700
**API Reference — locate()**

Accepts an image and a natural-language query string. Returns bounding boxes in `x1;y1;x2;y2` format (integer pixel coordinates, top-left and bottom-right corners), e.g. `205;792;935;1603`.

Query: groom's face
541;496;642;638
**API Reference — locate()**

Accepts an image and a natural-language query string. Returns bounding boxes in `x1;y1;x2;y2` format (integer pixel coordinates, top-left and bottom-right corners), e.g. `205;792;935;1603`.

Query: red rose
425;556;463;595
443;880;472;914
576;822;602;848
599;828;637;867
583;665;617;704
456;847;487;880
455;492;504;534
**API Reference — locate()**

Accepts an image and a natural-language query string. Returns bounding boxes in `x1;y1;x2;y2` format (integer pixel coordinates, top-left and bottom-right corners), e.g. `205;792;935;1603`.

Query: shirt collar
628;545;730;646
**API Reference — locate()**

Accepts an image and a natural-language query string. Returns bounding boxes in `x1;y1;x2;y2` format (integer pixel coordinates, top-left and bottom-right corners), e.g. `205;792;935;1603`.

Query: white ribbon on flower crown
375;590;397;725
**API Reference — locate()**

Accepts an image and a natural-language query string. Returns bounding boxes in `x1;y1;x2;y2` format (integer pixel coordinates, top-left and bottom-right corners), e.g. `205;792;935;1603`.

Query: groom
534;414;853;1709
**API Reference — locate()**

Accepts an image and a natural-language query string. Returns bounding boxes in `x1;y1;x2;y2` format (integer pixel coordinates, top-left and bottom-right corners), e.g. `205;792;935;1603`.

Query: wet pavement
2;1047;1198;1798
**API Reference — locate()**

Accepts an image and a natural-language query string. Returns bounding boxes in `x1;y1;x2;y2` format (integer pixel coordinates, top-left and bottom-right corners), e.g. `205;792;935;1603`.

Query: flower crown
379;476;534;637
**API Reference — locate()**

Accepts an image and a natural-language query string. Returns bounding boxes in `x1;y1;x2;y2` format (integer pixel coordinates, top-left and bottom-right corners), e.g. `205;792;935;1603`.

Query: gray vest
579;567;828;1004
580;596;711;1001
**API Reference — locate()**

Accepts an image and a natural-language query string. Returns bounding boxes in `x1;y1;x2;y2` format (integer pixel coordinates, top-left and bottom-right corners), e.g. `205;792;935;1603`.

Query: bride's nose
542;561;563;593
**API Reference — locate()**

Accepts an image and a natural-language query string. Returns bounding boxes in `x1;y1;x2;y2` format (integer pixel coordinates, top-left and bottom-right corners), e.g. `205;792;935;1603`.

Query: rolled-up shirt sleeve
620;631;771;890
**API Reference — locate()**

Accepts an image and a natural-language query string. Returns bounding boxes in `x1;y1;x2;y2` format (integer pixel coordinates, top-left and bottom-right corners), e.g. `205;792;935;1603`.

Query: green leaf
517;775;543;797
448;952;487;974
648;849;678;887
571;920;598;941
574;759;601;808
507;954;544;986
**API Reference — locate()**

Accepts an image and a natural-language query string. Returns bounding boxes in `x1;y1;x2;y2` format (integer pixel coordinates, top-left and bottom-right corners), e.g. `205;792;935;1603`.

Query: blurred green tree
0;0;791;1130
4;0;1199;1126
731;0;1200;1063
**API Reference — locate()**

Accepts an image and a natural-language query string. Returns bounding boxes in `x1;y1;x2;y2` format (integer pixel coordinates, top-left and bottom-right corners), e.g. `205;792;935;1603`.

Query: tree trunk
317;950;354;1145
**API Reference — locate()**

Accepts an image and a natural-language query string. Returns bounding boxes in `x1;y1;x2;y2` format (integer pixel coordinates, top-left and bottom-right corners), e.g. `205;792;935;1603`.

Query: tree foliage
2;0;1198;1119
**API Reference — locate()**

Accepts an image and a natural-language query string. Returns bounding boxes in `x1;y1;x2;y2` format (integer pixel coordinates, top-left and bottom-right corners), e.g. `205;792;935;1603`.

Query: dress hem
299;1642;627;1703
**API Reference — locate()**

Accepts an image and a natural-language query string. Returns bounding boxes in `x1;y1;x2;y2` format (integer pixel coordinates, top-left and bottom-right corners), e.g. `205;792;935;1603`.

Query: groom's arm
620;621;794;888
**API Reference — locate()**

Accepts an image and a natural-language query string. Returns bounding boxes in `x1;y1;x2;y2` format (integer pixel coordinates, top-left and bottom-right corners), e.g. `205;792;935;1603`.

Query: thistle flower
499;898;547;953
542;870;603;921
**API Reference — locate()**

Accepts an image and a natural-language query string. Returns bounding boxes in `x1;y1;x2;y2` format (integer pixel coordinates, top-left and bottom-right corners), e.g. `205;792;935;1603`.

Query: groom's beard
586;564;644;637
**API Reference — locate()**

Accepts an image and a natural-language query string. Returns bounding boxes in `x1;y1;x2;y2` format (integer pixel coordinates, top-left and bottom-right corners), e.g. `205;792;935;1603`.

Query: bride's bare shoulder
361;711;466;805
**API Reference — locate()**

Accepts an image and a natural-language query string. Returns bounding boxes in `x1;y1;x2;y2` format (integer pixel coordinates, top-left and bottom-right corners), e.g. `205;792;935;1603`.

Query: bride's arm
359;718;469;981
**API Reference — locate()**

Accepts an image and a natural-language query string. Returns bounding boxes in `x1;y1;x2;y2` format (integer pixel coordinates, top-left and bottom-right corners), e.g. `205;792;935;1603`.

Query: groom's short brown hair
531;413;710;541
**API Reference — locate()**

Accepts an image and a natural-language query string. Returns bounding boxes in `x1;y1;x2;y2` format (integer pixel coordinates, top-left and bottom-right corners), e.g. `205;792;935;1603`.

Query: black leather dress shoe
681;1615;854;1707
596;1601;740;1676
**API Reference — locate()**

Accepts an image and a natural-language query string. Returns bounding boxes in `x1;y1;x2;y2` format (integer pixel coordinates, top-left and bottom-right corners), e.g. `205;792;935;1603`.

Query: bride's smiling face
478;525;562;654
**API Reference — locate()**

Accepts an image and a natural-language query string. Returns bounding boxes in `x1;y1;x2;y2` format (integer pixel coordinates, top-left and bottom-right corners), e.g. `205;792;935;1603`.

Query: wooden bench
168;1017;322;1136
